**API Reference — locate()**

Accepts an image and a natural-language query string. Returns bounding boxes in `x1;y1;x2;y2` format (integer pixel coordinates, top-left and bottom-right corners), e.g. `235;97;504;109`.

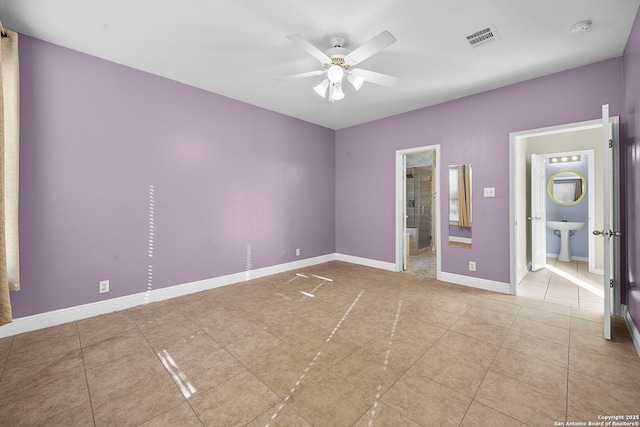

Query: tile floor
518;258;605;311
406;250;437;279
0;261;638;426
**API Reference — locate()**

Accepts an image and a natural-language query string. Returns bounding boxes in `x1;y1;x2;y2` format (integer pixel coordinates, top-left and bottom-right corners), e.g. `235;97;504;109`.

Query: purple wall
623;12;640;331
12;36;335;318
336;58;624;284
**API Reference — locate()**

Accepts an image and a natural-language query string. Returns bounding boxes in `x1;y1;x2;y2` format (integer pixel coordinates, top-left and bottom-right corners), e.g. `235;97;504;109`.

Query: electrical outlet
469;261;476;271
296;248;301;256
99;280;110;294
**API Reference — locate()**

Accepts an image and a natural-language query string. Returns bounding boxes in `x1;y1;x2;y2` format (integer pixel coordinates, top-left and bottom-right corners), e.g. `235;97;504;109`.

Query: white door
594;104;621;340
402;156;408;271
530;154;547;271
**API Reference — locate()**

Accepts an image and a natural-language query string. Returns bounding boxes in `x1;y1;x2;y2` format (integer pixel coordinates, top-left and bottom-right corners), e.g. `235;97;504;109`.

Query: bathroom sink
547;221;585;232
547;221;585;262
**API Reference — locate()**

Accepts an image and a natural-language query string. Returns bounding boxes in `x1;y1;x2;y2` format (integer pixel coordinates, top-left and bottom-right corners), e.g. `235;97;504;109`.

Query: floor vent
466;25;499;48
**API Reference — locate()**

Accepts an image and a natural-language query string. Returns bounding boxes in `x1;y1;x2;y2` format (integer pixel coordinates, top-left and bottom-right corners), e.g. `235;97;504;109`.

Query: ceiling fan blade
344;30;396;66
350;68;398;87
287;34;332;65
276;70;326;82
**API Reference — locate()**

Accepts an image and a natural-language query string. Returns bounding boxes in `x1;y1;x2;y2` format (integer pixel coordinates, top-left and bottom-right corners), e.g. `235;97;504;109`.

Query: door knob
527;216;542;221
593;230;623;237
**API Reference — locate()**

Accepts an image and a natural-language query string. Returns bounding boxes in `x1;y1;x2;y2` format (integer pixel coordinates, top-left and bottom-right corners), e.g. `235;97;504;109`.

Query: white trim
440;271;511;294
335;253;396;271
517;262;531;285
1;252;516;338
623;305;640;359
0;254;335;338
546;254;589;263
395;151;404;273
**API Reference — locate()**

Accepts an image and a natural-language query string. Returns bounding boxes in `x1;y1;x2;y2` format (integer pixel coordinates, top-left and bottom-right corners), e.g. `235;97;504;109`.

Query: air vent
466;25;499;48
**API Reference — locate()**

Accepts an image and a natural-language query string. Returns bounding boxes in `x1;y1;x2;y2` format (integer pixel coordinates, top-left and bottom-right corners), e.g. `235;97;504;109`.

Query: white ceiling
1;0;639;130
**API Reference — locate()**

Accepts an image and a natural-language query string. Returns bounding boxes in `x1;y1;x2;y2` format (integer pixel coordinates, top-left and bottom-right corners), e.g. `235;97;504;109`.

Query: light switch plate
484;187;496;197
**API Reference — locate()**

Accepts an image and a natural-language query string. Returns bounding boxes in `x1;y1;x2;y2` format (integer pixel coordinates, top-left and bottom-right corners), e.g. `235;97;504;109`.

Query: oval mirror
547;169;586;205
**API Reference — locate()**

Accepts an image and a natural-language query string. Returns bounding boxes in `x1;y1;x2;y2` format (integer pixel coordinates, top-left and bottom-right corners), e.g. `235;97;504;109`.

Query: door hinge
609;279;614;288
609;139;614;148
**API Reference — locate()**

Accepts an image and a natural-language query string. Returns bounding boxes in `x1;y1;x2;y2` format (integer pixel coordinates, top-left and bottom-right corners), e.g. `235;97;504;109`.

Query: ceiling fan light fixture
327;65;344;83
313;79;329;97
283;31;398;104
330;82;345;101
348;74;365;91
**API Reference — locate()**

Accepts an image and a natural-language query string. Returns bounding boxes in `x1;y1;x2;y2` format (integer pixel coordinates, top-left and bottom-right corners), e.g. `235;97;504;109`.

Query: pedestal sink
547;221;585;262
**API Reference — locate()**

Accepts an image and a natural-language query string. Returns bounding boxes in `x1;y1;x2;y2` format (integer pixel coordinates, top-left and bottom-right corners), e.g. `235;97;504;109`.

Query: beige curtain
0;27;19;326
457;165;472;228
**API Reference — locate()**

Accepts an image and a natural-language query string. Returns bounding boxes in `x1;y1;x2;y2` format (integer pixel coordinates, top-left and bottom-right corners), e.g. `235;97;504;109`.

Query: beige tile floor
0;261;638;426
518;258;605;311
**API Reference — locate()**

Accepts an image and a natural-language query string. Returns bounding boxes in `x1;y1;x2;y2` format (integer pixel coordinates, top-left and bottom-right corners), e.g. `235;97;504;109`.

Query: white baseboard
334;253;397;272
623;305;640;359
440;271;511;294
0;254;336;338
546;253;588;262
517;262;532;284
1;252;513;338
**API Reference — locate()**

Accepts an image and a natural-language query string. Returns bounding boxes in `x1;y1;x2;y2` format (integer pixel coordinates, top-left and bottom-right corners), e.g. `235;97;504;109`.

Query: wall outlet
296;248;301;256
99;280;110;294
469;261;476;271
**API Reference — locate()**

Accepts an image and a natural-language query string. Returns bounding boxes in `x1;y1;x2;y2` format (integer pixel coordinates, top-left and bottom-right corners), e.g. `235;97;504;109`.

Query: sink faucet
562;216;567;222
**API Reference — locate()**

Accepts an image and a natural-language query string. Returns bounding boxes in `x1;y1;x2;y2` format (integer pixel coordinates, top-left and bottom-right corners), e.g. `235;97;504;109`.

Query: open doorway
395;145;441;279
509;116;621;318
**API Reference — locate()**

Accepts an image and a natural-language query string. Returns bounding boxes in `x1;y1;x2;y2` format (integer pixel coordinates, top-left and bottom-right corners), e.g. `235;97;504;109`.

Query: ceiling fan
279;30;398;102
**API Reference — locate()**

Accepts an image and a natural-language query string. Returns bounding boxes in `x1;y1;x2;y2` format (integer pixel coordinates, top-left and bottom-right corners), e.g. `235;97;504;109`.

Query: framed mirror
547;169;586;205
448;164;472;248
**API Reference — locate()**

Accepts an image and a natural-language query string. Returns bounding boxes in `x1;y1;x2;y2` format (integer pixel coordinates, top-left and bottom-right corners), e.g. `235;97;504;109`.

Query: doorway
395;145;441;279
509;116;621;317
530;149;597;273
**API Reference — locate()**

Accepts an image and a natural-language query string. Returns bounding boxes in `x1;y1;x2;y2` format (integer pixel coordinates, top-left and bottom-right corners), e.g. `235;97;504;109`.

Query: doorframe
509;117;621;315
395;145;441;278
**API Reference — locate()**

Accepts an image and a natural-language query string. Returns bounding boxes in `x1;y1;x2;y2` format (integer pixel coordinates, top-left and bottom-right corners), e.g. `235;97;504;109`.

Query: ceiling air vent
466;25;499;48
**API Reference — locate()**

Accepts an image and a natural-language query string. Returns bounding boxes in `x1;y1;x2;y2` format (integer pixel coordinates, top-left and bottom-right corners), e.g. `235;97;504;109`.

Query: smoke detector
570;20;592;34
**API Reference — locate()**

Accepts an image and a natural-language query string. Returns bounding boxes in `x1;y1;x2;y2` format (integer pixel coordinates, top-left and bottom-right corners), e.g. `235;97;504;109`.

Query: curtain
0;27;19;326
457;164;472;228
